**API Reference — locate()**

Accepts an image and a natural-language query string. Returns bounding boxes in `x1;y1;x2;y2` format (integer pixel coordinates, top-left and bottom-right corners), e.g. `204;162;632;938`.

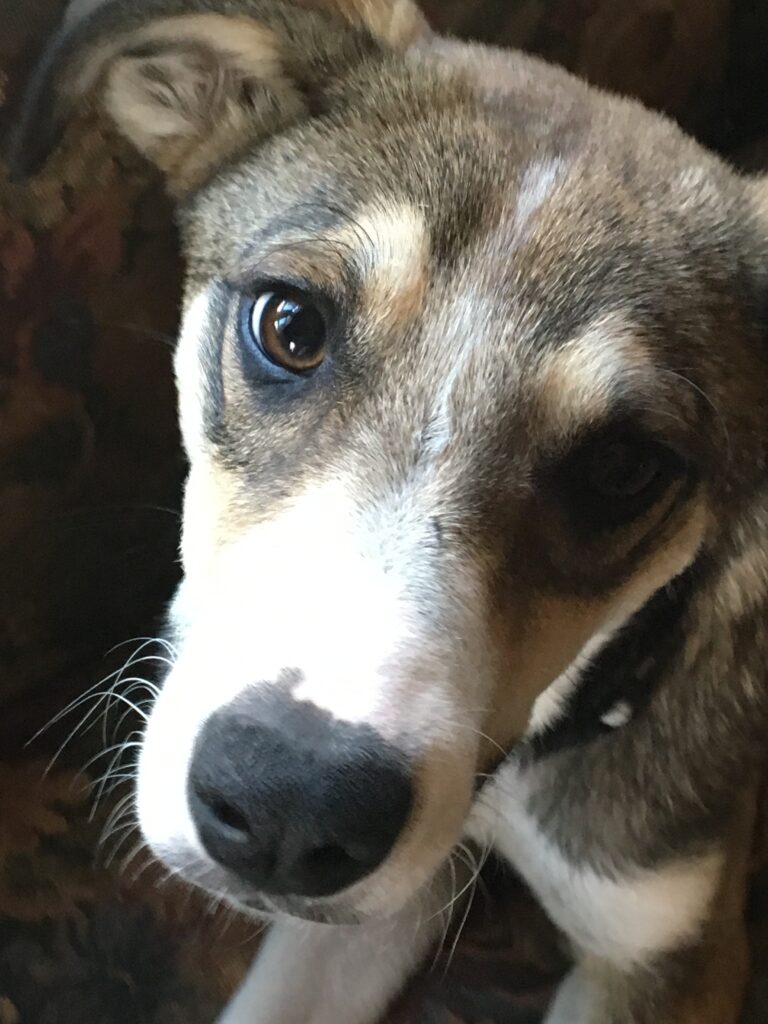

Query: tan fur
344;202;430;333
534;315;654;437
293;0;429;45
487;502;709;750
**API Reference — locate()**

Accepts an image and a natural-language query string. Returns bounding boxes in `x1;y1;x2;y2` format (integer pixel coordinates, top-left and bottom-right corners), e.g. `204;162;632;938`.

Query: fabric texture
1;1;768;1021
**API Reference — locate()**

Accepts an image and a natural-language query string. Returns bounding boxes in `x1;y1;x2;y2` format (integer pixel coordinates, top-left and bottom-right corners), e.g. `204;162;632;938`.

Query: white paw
544;966;609;1024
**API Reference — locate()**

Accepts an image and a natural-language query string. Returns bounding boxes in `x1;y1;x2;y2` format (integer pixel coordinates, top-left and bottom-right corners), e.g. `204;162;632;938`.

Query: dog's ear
294;0;429;45
744;175;768;295
8;0;429;196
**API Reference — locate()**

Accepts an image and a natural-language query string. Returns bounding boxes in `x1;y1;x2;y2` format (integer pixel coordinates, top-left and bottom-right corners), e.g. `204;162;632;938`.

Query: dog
10;1;768;1021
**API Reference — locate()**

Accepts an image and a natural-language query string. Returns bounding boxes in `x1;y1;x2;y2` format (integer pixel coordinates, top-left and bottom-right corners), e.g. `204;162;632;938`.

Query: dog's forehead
176;46;747;483
184;47;732;303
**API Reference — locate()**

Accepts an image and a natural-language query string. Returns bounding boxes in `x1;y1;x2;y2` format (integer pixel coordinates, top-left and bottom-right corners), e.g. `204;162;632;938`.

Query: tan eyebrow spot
337;201;430;332
535;313;654;436
251;243;350;292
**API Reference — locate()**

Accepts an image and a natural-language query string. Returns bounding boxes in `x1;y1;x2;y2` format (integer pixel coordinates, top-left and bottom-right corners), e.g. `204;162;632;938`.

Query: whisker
90;738;142;820
27;642;170;771
657;367;733;464
97;320;177;349
80;736;142;775
430;853;458;970
119;840;149;880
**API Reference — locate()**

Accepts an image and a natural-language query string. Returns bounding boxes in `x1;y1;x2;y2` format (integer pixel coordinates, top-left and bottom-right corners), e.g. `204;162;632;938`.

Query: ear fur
7;0;429;196
97;13;306;195
744;174;768;279
295;0;428;45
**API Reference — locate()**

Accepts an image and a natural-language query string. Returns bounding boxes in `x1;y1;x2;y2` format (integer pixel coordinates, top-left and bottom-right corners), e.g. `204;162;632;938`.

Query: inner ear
98;16;305;193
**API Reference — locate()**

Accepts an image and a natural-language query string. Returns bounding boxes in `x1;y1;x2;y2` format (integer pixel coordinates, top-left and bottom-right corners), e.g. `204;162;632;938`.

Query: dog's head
12;0;768;921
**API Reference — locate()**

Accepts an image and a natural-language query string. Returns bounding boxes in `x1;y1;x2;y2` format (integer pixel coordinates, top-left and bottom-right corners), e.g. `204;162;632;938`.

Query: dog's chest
466;761;722;968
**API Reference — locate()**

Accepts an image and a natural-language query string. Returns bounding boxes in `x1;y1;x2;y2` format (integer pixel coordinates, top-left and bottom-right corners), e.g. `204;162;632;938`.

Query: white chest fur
466;762;722;969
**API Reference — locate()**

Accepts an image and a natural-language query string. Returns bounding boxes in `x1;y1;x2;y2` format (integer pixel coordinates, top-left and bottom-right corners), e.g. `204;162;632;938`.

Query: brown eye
551;427;686;536
248;289;327;373
586;440;662;499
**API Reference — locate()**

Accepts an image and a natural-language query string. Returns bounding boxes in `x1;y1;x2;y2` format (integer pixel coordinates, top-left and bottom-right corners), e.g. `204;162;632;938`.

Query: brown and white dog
10;1;768;1021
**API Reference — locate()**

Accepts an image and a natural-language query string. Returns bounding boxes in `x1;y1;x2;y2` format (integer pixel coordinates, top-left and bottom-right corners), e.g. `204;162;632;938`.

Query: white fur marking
138;472;488;887
218;898;441;1024
469;769;721;967
180;478;412;725
512;157;565;246
527;627;615;735
64;0;107;25
423;289;494;455
174;290;213;454
600;700;633;729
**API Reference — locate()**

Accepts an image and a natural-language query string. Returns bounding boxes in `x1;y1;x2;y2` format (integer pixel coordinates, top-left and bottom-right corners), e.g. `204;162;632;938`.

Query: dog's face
14;0;768;922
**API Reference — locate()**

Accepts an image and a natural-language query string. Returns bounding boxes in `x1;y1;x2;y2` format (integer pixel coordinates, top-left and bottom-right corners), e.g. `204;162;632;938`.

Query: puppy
10;1;768;1021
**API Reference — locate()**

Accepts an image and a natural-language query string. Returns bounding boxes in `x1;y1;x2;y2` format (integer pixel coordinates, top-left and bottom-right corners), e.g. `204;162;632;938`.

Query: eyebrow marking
535;313;654;435
340;201;430;329
240;200;430;330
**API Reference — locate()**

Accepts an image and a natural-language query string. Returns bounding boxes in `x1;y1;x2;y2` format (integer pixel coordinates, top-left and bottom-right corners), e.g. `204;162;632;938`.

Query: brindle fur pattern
9;1;768;1022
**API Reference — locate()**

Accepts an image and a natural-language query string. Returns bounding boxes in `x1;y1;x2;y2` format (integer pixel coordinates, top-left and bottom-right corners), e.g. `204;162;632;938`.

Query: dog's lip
238;896;278;920
191;859;353;921
239;890;362;924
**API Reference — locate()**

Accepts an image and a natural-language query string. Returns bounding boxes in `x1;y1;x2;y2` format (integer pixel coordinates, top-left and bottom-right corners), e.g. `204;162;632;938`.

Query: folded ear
8;0;429;196
745;174;768;284
296;0;428;45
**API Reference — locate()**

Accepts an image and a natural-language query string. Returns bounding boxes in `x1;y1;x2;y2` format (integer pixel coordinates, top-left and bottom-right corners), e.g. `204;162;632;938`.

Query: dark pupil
271;298;323;360
590;442;658;497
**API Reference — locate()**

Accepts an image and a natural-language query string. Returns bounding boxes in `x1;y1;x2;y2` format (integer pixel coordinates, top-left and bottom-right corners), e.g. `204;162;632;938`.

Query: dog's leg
469;762;756;1024
545;915;750;1024
545;785;754;1024
217;883;448;1024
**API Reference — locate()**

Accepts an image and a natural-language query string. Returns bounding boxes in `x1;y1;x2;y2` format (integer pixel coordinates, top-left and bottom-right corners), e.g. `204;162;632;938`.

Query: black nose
187;690;413;898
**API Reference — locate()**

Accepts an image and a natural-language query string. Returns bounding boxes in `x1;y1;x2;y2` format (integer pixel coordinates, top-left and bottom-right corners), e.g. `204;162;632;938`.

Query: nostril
212;799;250;834
198;788;251;837
304;844;358;874
292;843;364;895
293;840;384;895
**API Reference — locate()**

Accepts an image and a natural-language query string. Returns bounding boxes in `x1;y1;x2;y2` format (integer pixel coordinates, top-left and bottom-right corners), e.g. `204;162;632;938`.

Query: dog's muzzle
186;689;414;899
